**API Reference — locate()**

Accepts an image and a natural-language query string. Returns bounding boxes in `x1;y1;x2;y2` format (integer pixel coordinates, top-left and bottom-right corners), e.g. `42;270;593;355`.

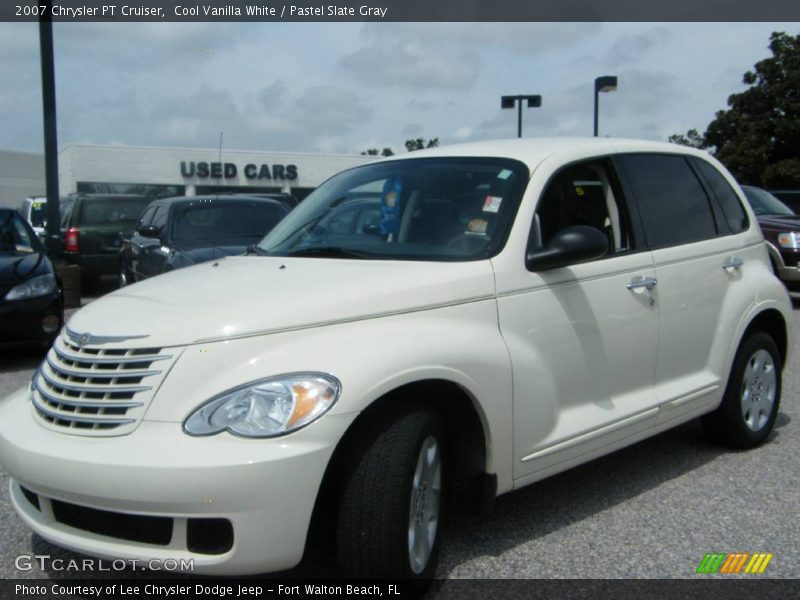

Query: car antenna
216;131;223;202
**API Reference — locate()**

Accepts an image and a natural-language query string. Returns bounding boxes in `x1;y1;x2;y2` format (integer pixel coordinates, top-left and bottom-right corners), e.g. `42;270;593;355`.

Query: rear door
614;153;754;425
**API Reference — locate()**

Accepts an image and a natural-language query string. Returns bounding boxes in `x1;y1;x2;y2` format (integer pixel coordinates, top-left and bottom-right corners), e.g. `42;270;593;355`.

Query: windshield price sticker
483;195;503;213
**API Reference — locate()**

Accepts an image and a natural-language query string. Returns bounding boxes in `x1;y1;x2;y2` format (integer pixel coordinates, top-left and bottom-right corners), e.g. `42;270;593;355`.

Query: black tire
702;331;782;448
337;406;444;582
119;262;133;288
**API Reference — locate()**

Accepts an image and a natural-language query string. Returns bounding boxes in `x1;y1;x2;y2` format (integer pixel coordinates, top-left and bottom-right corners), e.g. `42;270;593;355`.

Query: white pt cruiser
0;138;792;581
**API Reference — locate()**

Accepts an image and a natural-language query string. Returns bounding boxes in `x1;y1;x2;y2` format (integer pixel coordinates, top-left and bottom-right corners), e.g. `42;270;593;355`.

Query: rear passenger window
691;158;749;233
620;154;717;248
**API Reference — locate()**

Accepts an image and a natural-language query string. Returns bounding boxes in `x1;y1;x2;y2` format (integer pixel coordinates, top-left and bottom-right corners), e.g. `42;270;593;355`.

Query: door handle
722;257;743;270
627;277;658;291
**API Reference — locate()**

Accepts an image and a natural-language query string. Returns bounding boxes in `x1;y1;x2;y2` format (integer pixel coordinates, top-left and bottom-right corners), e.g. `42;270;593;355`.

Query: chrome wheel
408;435;441;575
741;349;776;432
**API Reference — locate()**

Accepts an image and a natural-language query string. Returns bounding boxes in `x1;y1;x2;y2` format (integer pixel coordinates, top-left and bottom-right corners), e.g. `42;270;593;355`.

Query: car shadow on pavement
0;347;45;373
433;415;790;577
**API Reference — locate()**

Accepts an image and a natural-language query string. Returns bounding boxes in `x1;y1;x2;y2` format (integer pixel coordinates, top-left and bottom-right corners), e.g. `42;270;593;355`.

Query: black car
0;209;63;349
742;185;800;291
768;190;800;214
222;192;299;211
119;195;290;285
61;194;152;285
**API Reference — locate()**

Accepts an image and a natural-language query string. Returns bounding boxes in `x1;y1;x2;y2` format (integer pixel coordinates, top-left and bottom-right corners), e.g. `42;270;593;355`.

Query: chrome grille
31;335;180;436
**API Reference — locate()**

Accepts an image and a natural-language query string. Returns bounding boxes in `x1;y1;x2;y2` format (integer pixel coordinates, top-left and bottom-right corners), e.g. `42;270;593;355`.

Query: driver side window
533;159;633;257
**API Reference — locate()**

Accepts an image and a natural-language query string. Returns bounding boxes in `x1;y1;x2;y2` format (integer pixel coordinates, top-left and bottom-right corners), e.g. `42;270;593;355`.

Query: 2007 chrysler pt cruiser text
0;138;792;581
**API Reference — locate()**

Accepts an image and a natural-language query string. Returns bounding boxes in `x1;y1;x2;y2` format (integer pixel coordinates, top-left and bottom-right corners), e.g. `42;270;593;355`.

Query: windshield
77;197;151;226
0;212;37;255
257;157;529;261
28;200;46;227
171;200;288;243
742;186;795;216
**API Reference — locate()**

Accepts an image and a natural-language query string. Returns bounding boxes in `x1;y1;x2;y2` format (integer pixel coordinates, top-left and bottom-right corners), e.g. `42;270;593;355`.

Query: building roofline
58;143;369;159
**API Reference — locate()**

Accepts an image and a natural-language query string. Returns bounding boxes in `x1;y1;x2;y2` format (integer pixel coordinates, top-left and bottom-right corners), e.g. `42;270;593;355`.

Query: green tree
667;129;705;149
362;139;437;156
404;138;440;152
670;32;800;187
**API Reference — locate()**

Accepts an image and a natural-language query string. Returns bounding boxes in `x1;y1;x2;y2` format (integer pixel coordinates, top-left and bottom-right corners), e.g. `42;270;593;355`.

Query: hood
756;214;800;232
0;251;52;288
169;240;253;268
67;256;496;347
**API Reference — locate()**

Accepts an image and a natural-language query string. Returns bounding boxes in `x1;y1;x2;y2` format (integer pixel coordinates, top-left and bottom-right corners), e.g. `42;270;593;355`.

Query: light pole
593;75;618;137
501;95;542;138
39;0;62;258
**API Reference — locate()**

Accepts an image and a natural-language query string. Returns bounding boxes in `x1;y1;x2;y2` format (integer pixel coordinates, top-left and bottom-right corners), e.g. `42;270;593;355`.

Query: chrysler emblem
65;328;150;347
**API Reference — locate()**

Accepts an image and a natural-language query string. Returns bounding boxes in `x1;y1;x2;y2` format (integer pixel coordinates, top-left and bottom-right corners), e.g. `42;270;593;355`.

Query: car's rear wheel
703;331;782;448
337;406;444;583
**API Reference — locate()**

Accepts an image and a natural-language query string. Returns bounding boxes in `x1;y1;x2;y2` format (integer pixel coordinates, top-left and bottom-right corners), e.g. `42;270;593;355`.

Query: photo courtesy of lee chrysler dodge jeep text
0;138;791;582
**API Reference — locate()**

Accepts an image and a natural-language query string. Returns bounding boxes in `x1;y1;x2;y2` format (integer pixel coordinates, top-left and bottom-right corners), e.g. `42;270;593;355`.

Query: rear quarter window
618;153;718;248
691;158;749;233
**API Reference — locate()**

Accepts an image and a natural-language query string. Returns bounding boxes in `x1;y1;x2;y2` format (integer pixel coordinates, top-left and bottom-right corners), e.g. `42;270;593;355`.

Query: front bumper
0;388;355;575
0;292;62;348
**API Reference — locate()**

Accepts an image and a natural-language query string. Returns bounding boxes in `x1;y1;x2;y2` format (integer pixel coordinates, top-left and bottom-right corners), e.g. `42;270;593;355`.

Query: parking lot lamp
501;95;542;138
594;76;618;137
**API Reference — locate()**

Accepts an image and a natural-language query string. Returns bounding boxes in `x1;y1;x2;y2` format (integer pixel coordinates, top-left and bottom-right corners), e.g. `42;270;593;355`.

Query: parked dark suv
768;190;800;214
61;194;151;285
119;195;289;285
741;185;800;291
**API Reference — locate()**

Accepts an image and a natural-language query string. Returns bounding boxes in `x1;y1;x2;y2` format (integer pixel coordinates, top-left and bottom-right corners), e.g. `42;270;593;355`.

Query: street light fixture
593;75;618;137
501;94;542;138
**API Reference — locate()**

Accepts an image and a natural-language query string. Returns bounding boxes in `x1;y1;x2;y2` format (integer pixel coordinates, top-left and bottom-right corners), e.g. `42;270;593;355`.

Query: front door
494;157;660;482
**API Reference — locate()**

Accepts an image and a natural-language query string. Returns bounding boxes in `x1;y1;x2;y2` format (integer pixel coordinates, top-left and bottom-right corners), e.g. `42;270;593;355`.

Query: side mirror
526;225;608;271
137;225;161;239
361;224;381;236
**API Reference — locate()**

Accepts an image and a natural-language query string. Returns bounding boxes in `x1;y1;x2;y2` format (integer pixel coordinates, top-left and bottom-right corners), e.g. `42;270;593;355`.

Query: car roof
72;194;148;201
152;195;290;209
369;137;714;170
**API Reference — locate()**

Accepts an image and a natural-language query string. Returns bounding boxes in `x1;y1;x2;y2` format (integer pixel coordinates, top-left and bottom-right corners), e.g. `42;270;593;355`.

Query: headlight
777;232;800;249
5;274;56;301
183;372;341;438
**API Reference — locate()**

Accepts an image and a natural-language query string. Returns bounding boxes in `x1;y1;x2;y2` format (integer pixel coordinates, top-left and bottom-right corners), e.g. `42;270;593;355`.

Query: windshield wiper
283;246;376;259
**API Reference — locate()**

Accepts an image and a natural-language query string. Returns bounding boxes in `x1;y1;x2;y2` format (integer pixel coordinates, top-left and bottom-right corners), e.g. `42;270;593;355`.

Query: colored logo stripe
745;553;773;574
697;552;773;574
719;553;749;573
697;553;726;573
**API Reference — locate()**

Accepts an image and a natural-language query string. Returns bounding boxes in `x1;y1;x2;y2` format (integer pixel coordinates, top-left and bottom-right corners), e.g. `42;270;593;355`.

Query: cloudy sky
0;22;795;156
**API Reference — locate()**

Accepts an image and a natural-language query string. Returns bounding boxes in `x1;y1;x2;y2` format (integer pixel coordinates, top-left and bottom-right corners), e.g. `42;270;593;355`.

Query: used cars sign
180;161;298;181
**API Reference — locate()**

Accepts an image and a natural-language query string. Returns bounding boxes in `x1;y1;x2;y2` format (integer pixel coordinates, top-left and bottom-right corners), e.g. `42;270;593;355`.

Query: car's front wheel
337;406;444;582
703;331;782;448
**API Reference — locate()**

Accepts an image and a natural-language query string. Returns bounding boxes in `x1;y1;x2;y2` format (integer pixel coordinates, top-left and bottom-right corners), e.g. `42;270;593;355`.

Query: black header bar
3;0;800;22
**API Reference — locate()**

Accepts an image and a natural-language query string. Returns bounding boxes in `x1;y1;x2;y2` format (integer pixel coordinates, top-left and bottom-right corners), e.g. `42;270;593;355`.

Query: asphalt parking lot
0;289;798;582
